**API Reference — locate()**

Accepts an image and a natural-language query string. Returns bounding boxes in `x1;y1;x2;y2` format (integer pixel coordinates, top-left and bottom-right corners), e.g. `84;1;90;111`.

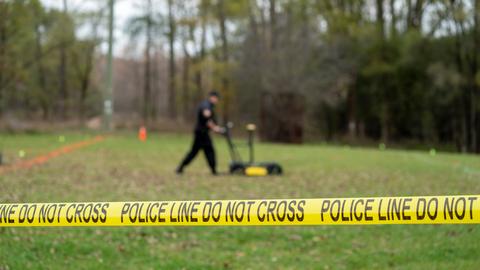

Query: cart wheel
267;164;283;175
230;164;245;175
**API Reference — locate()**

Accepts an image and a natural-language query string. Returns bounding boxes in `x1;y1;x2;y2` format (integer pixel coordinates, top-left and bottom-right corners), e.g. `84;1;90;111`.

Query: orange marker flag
138;126;147;141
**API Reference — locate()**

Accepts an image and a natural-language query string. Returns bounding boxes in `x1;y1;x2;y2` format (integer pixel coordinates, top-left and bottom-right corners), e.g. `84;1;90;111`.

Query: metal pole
248;130;254;163
104;0;115;130
247;124;256;164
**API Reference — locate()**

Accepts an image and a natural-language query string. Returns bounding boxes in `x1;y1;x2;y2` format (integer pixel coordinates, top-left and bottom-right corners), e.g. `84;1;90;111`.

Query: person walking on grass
176;91;225;175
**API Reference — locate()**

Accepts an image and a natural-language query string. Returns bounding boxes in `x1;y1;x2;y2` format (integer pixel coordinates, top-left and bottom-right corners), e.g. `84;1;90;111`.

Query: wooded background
0;0;479;152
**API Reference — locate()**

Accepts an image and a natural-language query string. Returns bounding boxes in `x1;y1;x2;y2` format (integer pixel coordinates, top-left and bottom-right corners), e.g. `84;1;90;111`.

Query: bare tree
127;0;157;124
167;0;177;119
72;9;105;122
217;0;230;122
58;0;69;119
33;4;49;119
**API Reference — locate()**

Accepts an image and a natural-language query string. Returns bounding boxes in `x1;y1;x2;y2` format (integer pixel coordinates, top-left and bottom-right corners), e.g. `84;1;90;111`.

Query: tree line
0;0;479;152
0;0;104;121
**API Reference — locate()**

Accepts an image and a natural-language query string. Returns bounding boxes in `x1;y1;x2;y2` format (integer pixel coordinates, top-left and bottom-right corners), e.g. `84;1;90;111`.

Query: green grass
1;132;480;269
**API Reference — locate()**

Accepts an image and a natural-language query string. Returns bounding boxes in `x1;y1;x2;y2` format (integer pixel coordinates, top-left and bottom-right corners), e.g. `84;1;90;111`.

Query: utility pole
104;0;115;130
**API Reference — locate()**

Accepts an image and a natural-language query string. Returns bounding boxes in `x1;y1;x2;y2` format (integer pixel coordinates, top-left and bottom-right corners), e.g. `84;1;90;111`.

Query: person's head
208;91;220;104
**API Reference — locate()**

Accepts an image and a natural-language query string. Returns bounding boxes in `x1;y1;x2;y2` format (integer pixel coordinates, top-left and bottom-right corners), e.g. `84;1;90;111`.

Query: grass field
1;132;480;269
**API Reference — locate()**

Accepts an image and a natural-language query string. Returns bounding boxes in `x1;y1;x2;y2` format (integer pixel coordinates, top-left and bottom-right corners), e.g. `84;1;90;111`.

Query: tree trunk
0;3;7;116
79;43;95;122
218;0;230;122
248;0;259;37
347;81;357;140
376;0;389;143
58;0;69;119
446;2;467;152
167;0;177;120
454;33;469;152
79;78;88;122
471;0;479;152
470;81;477;153
34;19;49;120
413;0;424;30
406;0;424;31
269;0;277;51
151;49;159;121
389;0;397;37
78;25;99;122
73;11;102;123
193;60;203;110
182;43;190;121
380;83;389;144
194;7;207;108
143;1;153;124
376;0;385;39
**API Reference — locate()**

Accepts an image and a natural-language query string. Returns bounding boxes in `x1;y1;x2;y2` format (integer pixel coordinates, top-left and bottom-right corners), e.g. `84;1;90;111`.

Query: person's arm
207;120;224;133
203;109;225;133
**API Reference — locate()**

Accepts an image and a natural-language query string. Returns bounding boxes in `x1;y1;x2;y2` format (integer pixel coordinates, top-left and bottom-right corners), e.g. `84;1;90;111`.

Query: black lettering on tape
121;203;130;223
83;203;93;223
391;199;401;221
297;200;305;221
26;205;36;223
92;203;101;223
320;200;330;222
66;204;76;223
468;197;477;219
341;200;349;221
3;196;480;226
57;204;66;223
277;201;287;222
75;203;85;223
138;203;146;223
149;203;160;223
267;201;277;222
18;205;28;223
191;202;200;222
202;202;212;222
365;199;374;221
100;203;109;223
158;202;167;222
287;200;296;222
246;201;255;222
444;197;468;221
225;202;235;222
130;203;140;223
378;199;386;221
454;197;466;220
235;202;245;222
257;201;267;222
354;199;364;221
170;202;177;222
38;204;47;223
212;202;221;222
417;198;426;220
330;200;340;222
402;198;412;220
427;198;438;220
9;204;17;223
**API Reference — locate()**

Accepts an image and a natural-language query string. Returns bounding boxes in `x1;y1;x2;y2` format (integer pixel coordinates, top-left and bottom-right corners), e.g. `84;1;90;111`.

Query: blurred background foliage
0;0;479;152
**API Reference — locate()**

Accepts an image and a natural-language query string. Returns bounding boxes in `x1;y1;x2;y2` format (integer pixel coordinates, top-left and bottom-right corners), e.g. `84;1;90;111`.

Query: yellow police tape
1;195;479;227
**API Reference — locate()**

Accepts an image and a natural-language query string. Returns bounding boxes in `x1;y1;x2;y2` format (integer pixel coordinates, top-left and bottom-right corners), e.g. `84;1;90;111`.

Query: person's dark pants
178;131;216;174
